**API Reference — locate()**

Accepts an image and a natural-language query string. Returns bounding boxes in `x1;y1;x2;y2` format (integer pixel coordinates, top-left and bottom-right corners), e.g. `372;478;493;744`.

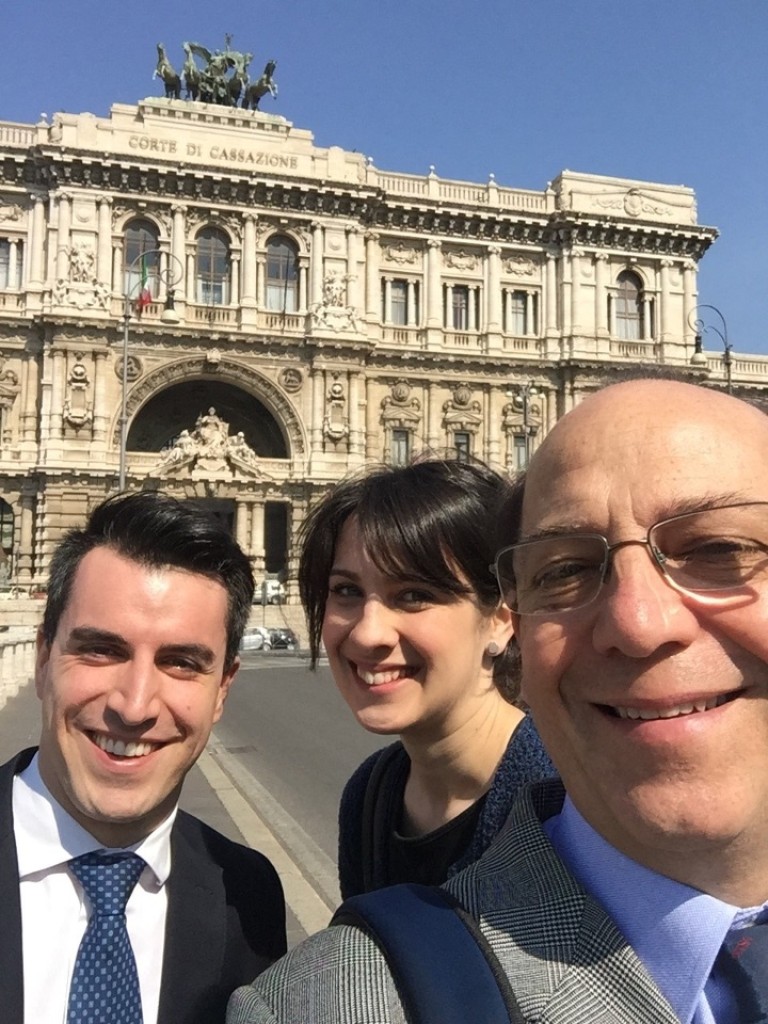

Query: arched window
123;219;160;300
614;271;644;340
197;228;230;305
266;235;299;312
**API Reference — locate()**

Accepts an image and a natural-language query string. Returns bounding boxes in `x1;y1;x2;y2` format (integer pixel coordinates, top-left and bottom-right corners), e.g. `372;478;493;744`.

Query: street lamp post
119;249;184;490
687;304;733;395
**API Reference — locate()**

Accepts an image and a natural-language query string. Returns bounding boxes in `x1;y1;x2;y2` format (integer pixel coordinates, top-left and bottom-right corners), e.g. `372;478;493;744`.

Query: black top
387;794;488;887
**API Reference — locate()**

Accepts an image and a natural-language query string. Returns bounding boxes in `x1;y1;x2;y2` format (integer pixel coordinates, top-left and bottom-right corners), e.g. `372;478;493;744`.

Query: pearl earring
486;641;501;657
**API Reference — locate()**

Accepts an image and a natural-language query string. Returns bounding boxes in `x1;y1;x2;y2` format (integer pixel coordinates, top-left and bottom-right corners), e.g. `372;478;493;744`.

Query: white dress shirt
13;754;176;1024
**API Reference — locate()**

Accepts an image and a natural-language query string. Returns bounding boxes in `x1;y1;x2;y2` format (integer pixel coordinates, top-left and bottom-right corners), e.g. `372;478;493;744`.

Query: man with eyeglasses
229;378;768;1024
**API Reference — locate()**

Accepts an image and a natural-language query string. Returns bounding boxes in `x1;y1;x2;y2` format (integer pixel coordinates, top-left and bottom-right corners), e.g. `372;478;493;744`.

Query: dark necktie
67;851;145;1024
718;923;768;1024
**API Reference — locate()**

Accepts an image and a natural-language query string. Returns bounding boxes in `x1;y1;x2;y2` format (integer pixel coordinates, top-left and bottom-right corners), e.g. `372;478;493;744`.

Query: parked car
255;577;286;605
268;627;298;651
239;626;272;652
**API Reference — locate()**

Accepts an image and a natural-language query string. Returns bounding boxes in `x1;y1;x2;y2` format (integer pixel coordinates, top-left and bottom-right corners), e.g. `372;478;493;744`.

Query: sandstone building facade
0;97;758;596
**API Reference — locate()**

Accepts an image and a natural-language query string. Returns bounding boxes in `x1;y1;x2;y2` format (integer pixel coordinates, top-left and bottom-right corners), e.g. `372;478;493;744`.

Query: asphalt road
213;654;390;907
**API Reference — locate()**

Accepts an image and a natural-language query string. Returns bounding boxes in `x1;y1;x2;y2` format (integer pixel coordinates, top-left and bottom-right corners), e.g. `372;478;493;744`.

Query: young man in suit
229;378;768;1023
3;491;286;1024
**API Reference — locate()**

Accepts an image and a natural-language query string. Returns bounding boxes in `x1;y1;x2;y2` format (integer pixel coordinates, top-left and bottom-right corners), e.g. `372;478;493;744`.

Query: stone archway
114;357;307;456
127;379;287;456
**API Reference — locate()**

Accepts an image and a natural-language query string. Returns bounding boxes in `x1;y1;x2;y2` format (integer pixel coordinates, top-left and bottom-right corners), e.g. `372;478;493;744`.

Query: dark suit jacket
0;748;287;1024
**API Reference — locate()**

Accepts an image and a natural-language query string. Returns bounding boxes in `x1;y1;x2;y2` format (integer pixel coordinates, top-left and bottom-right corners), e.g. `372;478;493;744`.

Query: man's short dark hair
42;491;254;668
298;457;520;701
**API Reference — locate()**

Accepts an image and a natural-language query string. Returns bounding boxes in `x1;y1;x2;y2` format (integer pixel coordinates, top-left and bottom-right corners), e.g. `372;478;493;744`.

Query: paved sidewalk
0;678;308;948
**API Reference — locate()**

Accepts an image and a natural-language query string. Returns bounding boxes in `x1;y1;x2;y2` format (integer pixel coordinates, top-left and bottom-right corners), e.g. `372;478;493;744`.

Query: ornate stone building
0;95;759;596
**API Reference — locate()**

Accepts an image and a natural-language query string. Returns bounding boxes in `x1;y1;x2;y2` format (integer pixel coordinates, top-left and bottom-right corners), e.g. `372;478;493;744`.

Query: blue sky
3;0;768;353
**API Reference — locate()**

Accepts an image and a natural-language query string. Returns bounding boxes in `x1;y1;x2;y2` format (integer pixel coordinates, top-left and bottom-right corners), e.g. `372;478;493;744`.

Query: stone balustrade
0;628;36;710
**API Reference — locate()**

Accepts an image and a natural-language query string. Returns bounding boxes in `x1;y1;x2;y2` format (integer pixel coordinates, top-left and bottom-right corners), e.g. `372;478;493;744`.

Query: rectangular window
509;291;527;335
390;280;408;325
452;286;469;330
454;432;471;459
266;282;297;312
513;434;528;471
391;429;411;466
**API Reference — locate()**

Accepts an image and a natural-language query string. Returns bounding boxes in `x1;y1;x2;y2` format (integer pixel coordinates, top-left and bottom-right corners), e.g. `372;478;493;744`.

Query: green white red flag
135;255;152;315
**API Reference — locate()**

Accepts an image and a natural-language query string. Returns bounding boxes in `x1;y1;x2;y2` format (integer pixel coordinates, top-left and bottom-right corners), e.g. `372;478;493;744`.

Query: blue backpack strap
331;882;524;1024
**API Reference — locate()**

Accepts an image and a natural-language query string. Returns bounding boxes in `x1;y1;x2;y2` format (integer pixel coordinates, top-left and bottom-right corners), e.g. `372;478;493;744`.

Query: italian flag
135;255;152;315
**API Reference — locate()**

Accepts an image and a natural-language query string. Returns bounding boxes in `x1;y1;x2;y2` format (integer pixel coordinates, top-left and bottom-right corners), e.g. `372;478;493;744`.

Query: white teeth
93;734;156;757
615;697;721;721
358;668;408;687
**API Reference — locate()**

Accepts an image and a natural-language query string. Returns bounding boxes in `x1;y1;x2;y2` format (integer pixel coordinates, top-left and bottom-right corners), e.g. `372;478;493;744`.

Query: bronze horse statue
182;42;201;100
242;60;278;110
154;44;181;100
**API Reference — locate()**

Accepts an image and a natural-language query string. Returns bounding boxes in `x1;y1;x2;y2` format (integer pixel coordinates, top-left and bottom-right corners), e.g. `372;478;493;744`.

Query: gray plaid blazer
227;780;681;1024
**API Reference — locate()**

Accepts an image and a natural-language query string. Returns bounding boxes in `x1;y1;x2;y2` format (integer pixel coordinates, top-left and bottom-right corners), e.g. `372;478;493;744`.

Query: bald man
229;380;768;1024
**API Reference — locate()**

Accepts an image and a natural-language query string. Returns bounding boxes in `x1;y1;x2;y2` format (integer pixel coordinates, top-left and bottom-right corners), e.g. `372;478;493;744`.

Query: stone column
235;500;248;550
427;381;441;450
250;502;266;574
545;251;558;336
561;250;572;337
28;193;46;287
229;253;240;306
365;231;380;321
365;376;378;459
255;256;266;307
407;280;417;326
659;259;672;351
348;371;363;455
56;192;72;282
96;196;112;288
241;215;256;303
92;350;109;443
311;221;324;306
683;260;696;345
426;240;442;328
16;492;35;582
185;247;196;303
298;258;309;312
171;205;186;301
594;252;608;337
485;245;501;334
382;279;391;324
20;350;39;442
346;225;362;310
469;287;478;331
50;349;66;439
311;368;325;452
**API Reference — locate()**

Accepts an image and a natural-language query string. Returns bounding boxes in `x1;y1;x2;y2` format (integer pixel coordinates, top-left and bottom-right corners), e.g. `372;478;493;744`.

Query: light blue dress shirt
544;797;768;1024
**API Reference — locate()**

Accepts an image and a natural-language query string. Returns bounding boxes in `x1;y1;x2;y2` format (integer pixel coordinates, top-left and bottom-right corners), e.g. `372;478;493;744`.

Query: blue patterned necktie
67;851;145;1024
718;923;768;1023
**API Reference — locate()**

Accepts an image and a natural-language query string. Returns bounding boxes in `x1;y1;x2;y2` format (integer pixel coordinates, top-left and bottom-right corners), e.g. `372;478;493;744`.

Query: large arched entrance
127;379;288;456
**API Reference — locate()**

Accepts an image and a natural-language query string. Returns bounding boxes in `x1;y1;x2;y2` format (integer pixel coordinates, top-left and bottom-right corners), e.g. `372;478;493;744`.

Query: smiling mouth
90;732;160;758
606;690;740;721
357;667;411;687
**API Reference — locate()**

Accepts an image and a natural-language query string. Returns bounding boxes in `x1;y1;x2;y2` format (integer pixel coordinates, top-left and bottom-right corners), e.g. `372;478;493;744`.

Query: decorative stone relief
442;383;481;433
0;358;20;445
323;377;349;443
309;272;361;333
0;199;24;224
114;354;143;382
382;242;419;266
381;380;421;428
154;408;273;480
63;354;93;429
52;240;110;310
443;249;478;272
279;367;303;392
503;255;537;277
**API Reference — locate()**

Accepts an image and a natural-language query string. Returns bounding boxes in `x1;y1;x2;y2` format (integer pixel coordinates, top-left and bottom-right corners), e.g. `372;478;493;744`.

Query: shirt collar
544;796;749;1024
13;752;176;887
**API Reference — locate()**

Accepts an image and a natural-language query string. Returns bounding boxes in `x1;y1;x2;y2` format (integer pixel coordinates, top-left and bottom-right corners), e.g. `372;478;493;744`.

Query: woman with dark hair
298;458;555;898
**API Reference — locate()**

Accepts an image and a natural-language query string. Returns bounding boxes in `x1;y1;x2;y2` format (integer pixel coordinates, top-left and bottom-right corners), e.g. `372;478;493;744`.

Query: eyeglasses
492;502;768;616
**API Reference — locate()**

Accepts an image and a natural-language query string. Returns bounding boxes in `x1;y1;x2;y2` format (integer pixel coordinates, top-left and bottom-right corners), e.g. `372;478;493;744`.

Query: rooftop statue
153;37;278;110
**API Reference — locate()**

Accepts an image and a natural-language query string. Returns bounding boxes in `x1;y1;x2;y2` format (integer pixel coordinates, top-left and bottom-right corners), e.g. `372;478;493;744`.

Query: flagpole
119;248;183;491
